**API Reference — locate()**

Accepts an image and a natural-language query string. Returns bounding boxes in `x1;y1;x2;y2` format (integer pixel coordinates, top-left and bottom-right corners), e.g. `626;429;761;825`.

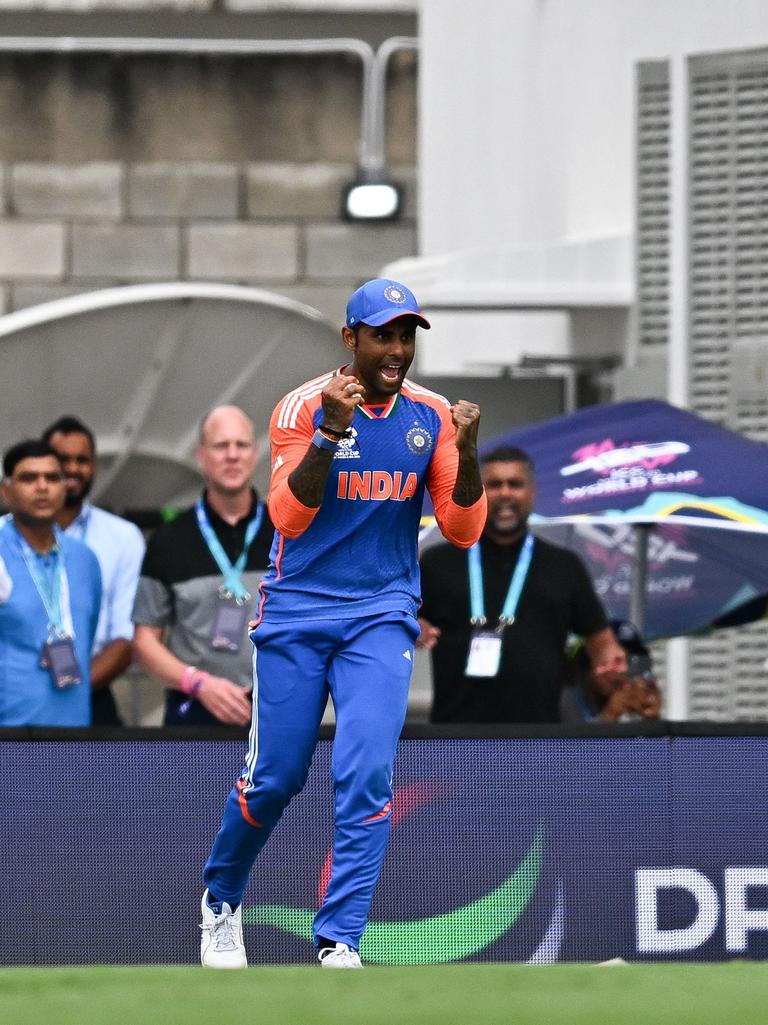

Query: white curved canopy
0;283;342;512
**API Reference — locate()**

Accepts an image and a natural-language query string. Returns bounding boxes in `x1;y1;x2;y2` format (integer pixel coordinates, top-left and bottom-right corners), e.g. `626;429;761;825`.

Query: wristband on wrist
318;423;348;439
190;672;207;696
180;665;208;696
312;428;339;452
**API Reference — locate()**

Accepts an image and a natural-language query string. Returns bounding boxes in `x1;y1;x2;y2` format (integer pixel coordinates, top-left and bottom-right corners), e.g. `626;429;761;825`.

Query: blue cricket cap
345;278;431;330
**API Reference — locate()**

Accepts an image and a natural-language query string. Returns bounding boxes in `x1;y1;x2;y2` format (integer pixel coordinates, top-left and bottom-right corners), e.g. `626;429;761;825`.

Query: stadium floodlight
342;180;402;221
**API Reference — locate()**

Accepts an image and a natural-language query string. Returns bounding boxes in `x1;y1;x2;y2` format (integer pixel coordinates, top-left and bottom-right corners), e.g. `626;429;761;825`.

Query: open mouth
494;504;520;524
379;364;403;384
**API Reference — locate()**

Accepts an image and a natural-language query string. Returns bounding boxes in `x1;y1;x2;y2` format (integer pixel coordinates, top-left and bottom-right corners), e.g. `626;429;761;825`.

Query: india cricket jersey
253;368;486;624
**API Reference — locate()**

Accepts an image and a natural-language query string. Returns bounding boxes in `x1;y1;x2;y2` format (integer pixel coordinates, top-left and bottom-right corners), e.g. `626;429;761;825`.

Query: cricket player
200;278;486;969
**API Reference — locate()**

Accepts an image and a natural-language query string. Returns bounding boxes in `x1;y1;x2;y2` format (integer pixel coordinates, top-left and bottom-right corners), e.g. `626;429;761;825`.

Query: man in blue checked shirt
0;439;101;726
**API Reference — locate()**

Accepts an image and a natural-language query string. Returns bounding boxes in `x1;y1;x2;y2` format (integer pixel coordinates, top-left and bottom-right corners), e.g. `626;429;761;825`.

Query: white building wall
419;0;768;257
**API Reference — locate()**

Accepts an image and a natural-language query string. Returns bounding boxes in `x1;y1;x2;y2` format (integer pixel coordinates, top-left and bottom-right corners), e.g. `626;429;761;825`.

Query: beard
64;478;92;507
488;508;528;535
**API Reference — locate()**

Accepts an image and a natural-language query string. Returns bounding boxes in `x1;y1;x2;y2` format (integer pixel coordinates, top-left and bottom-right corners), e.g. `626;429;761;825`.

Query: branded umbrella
480;399;768;640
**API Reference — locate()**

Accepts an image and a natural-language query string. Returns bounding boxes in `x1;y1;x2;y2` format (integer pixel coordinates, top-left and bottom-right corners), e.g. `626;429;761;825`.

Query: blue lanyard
14;525;67;635
467;533;535;630
195;499;264;603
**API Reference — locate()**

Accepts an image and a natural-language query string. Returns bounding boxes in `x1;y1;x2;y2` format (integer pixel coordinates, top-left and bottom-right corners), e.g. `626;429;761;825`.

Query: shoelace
201;910;238;952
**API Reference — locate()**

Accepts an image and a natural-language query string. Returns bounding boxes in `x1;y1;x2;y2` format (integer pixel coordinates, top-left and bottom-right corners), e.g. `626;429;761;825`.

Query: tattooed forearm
452;448;484;507
288;445;335;508
449;399;483;507
285;374;364;508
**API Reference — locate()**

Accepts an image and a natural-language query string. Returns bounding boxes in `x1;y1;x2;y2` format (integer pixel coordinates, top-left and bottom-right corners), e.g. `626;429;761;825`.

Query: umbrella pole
630;525;651;636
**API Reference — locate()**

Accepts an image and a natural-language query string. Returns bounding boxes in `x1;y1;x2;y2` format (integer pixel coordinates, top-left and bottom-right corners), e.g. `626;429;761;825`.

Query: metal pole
630;524;651;635
668;53;690;410
367;36;418;179
666;53;691;720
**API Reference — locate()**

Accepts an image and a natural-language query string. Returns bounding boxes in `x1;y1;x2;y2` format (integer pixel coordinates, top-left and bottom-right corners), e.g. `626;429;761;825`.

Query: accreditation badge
465;630;503;678
210;596;250;653
42;637;82;688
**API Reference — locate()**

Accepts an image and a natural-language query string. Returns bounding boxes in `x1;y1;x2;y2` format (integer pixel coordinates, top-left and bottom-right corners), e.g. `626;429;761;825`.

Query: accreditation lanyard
15;527;68;637
195;499;264;604
467;533;535;631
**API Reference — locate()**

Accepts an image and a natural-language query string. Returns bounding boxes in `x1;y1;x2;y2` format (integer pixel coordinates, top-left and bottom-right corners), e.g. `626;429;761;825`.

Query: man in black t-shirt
132;406;274;726
418;445;625;723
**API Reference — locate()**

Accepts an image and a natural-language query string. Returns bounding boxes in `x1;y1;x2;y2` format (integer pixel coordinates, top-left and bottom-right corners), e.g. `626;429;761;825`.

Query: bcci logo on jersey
334;426;360;460
406;426;433;456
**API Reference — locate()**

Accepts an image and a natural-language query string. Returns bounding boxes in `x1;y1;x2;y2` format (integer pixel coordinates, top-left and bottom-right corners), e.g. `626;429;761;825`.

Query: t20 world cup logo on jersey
333;426;360;460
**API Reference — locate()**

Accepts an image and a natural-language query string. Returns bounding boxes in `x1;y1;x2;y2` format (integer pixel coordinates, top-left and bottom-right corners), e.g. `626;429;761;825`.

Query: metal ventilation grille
689;66;735;424
648;638;668;701
637;61;671;359
689;53;768;430
687;50;768;721
688;621;768;721
634;52;768;720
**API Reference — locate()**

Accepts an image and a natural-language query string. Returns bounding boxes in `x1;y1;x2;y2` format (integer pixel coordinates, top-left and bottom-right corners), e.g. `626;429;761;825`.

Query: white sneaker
318;942;363;969
200;889;247;969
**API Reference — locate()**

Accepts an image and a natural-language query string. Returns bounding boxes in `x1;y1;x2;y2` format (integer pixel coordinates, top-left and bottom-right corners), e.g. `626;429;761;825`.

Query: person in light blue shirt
0;439;101;727
43;416;145;726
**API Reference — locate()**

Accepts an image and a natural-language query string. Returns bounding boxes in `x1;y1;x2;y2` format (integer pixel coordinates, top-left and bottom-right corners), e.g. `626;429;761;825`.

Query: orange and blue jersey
253;367;487;625
205;367;484;946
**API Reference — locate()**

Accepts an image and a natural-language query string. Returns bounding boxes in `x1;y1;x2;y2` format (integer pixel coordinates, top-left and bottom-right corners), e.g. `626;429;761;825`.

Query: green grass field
2;963;767;1025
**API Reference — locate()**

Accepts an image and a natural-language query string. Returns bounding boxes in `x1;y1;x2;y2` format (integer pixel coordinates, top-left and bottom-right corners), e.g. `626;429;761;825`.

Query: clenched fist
321;374;367;434
451;400;481;452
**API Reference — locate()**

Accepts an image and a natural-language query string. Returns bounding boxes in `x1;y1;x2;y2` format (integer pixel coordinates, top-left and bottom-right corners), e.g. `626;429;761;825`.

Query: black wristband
318;423;348;440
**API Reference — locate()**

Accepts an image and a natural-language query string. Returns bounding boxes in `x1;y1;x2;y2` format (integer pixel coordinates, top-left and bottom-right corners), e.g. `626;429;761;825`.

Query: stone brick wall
0;44;419;320
0;159;417;320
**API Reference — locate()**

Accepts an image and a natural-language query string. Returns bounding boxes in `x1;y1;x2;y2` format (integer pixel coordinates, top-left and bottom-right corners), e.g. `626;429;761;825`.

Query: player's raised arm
426;398;487;548
267;373;365;537
286;374;365;507
450;399;484;507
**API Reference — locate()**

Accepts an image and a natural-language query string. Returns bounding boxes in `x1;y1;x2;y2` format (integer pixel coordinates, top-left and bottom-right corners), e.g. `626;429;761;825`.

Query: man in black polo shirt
418;445;625;723
132;406;273;726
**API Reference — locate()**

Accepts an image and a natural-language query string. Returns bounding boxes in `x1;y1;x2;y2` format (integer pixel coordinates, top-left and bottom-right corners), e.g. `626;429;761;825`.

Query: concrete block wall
0;159;418;323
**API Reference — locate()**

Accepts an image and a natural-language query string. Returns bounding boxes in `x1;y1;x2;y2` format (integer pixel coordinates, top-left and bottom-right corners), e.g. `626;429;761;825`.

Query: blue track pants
203;611;417;950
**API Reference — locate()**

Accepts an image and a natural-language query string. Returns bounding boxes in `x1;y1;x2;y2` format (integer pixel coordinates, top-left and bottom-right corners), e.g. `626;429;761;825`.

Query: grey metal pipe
630;524;652;636
366;35;419;178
